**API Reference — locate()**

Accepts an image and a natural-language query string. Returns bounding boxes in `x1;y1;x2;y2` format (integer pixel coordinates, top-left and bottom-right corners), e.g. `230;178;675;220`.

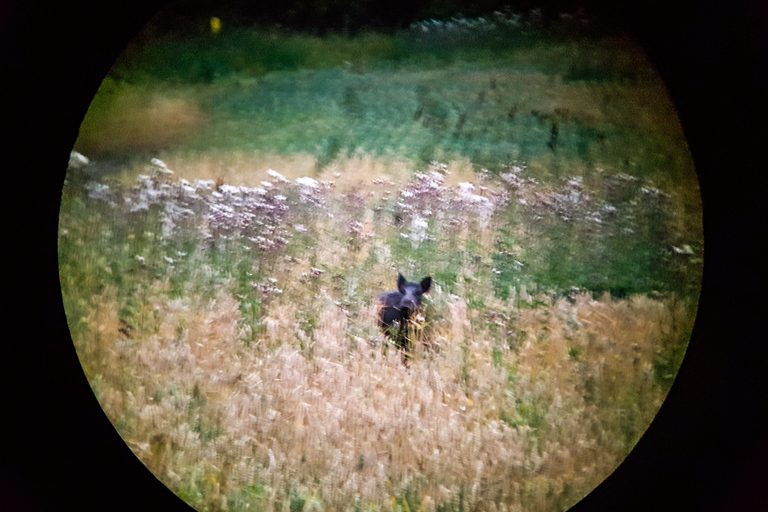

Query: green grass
76;22;695;194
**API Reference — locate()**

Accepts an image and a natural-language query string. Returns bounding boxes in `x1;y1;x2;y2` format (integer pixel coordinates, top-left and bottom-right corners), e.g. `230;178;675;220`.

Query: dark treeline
151;0;617;35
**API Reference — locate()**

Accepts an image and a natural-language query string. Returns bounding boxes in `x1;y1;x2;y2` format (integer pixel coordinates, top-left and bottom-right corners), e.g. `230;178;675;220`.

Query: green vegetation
76;17;697;194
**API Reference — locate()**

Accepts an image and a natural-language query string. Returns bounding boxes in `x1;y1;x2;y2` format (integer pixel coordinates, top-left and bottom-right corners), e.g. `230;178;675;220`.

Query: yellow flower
210;17;221;34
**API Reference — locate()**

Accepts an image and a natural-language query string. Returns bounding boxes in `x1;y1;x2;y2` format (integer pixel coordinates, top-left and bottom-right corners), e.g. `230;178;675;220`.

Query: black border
3;1;766;510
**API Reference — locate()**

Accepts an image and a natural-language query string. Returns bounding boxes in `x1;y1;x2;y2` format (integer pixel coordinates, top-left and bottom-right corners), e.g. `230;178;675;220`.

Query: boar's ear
397;273;407;293
420;276;432;293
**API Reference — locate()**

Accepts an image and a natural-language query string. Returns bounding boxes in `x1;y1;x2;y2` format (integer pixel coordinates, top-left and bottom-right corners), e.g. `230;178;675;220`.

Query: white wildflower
295;176;319;188
266;169;289;182
195;179;215;190
68;151;89;169
161;216;175;238
85;182;112;203
409;215;429;247
218;184;240;195
150;158;173;175
673;244;694;255
458;182;475;194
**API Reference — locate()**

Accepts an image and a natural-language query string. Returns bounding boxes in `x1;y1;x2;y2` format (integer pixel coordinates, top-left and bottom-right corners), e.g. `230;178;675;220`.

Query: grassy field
76;17;696;187
61;12;702;512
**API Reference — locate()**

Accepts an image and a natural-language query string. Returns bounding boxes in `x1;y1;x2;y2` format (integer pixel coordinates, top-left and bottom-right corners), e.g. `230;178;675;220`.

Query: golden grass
113;151;452;198
76;275;686;511
317;155;415;191
108;151;318;188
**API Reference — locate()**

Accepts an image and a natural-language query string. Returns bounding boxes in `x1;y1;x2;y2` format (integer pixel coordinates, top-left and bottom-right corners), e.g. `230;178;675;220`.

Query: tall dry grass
77;275;688;512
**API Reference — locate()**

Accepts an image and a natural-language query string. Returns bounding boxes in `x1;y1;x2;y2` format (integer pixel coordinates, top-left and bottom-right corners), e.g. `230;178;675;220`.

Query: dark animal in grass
378;274;432;356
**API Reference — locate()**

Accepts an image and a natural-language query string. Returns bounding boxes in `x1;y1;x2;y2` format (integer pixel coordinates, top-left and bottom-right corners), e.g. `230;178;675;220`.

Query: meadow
60;12;702;512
